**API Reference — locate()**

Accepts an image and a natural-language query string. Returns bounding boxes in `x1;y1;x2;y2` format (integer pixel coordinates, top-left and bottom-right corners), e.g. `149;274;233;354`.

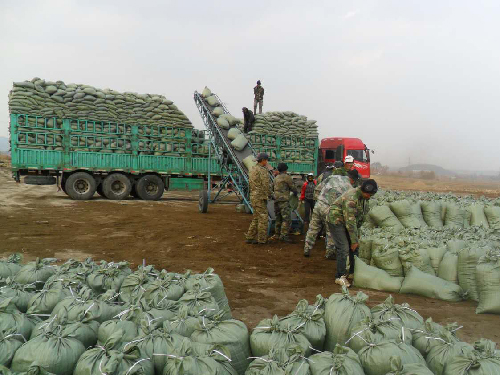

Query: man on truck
242;107;255;133
304;169;360;258
327;179;378;288
273;163;297;243
246;152;271;245
254;80;264;114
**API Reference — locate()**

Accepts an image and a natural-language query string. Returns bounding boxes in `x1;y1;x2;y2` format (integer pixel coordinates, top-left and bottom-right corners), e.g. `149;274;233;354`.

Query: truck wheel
103;174;132;200
199;190;209;213
96;184;105;197
65;172;96;200
136;175;164;201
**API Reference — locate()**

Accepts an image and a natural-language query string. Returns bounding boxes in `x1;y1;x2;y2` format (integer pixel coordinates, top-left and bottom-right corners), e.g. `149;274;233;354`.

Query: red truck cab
318;137;371;178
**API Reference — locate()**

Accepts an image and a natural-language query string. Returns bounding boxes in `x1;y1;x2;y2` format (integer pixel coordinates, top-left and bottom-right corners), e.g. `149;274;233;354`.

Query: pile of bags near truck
2;254;499;375
354;190;500;314
8;78;214;157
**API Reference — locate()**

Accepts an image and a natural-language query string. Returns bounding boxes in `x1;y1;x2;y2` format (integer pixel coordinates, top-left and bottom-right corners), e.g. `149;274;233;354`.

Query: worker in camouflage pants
246;153;271;244
273;163;297;243
304;169;360;258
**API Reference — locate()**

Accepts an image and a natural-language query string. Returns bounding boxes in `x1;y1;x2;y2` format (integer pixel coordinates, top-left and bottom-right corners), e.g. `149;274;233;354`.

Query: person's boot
245;239;257;244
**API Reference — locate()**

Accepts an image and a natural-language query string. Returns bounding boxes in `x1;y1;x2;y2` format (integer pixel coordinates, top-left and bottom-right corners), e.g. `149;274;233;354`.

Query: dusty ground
1;167;500;344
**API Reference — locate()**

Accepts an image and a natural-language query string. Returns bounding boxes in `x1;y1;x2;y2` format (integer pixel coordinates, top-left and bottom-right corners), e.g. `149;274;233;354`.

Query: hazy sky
1;0;499;170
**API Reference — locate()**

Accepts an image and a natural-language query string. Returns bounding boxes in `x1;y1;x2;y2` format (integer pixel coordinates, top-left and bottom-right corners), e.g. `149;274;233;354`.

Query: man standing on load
304;169;361;258
246;152;271;244
242;107;255;133
300;173;317;227
333;155;355;176
254;80;264;114
273;163;298;243
327;179;378;288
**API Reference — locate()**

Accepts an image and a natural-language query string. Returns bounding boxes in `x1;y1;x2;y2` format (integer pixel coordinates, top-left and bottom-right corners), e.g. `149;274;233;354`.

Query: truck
8;89;370;202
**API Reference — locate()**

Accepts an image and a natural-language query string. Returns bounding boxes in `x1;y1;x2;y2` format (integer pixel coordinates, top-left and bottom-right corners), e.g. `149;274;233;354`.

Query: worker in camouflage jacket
254;80;264;114
327;179;378;288
332;155;355;176
246;152;271;244
304;169;360;258
314;164;335;201
273;163;298;243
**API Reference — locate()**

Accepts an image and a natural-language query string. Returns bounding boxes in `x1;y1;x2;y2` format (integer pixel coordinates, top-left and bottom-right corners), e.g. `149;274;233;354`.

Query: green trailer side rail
9;113;222;176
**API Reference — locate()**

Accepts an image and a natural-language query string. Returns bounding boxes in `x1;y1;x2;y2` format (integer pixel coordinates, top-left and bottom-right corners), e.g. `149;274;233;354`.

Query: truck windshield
347;150;367;163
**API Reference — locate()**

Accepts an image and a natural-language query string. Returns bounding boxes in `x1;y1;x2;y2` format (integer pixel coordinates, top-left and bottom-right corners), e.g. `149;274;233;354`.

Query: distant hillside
399;164;455;176
0;137;8;152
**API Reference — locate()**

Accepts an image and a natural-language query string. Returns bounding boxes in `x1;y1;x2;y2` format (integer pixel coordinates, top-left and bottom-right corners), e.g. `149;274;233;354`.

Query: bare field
1;167;499;344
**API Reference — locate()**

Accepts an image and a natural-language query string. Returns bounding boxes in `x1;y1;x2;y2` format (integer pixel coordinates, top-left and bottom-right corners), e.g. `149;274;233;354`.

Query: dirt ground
1;167;499;344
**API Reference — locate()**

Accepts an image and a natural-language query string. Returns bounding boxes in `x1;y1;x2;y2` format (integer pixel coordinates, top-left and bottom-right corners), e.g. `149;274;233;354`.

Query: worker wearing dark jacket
300;173;316;224
242;107;255;133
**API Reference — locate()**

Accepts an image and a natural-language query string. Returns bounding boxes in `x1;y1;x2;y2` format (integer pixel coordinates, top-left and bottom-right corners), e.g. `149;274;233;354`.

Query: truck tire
24;176;56;185
136;175;164;201
65;172;96;200
102;174;132;200
199;190;209;213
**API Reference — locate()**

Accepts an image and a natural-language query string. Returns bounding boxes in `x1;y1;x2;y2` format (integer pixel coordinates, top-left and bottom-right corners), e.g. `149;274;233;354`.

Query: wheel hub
111;180;126;195
74;179;90;194
146;181;158;195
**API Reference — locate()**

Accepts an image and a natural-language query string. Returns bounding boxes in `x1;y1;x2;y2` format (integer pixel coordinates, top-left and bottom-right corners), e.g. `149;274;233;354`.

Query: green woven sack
11;330;85;375
443;203;467;228
369;205;404;232
308;345;364;375
227;127;242;140
358;339;425;375
97;319;139;349
443;339;500;375
14;258;58;290
245;345;311;375
411;318;460;357
324;287;370;350
347;316;412;353
119;265;156;303
371;246;404;277
420;201;443;228
399;248;435;276
385;356;434;375
279;296;326;351
389;200;422;228
0;329;24;367
143;270;185;304
0;298;36;339
250;315;312;358
438;251;459;284
191;312;250;375
26;286;72;316
185;271;231;319
217;117;230;129
202;87;212;98
484;206;500;230
212;107;224;117
458;247;489;301
353;257;403;293
371;295;423;331
400;266;466;302
0;278;36;313
426;247;448;273
177;285;220;319
0;253;22;279
231;134;248;151
165;305;200;337
476;252;500;314
469;204;489;228
206;96;219;107
426;332;474;375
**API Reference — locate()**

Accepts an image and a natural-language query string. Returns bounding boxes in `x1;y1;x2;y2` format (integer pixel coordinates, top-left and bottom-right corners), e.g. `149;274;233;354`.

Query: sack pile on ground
8;79;214;157
355;190;500;314
2;255;499;374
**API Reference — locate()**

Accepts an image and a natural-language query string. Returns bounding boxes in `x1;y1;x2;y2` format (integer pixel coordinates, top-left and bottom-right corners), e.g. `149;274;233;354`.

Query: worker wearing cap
246;152;271;244
242;107;255;133
254;80;264;114
273;163;298;243
304;169;361;258
333;155;354;176
300;173;316;225
327;179;378;288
